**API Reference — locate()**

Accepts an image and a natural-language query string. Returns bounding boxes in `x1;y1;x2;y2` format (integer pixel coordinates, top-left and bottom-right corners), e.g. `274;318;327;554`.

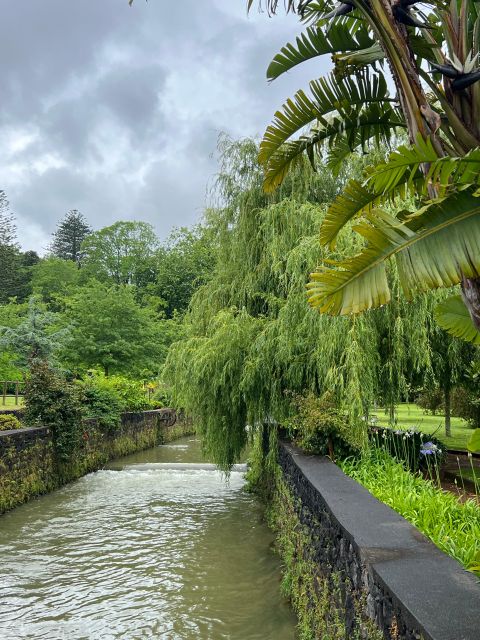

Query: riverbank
0;409;192;514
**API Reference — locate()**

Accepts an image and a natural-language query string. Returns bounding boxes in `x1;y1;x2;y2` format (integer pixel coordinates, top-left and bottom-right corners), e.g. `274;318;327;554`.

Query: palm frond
368;136;480;196
262;102;405;193
267;23;375;80
247;0;300;14
332;42;385;74
259;71;391;166
435;295;480;344
308;189;480;315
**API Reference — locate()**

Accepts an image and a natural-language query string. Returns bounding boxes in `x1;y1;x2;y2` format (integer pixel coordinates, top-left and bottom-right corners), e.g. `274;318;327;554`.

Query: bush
370;426;447;472
451;386;480;429
149;383;170;409
79;381;122;431
0;414;22;431
24;360;83;461
415;388;444;415
83;371;150;412
285;391;363;459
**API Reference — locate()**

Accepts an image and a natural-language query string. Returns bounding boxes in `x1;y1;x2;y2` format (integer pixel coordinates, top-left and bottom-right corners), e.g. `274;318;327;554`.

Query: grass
340;449;480;575
375;402;473;450
0;396;24;409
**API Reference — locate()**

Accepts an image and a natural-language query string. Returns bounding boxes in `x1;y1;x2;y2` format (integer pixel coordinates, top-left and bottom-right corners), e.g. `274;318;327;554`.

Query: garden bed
272;441;480;640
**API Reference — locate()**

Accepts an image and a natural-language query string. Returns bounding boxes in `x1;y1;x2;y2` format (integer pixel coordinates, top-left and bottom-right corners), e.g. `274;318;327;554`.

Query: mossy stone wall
0;409;191;515
268;441;480;640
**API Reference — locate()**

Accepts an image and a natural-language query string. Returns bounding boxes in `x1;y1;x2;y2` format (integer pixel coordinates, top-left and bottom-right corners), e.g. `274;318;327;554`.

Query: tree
248;0;480;337
14;251;41;302
31;257;79;306
81;221;159;288
0;191;21;303
0;297;68;366
154;226;216;317
62;281;171;376
164;138;436;467
50;210;91;264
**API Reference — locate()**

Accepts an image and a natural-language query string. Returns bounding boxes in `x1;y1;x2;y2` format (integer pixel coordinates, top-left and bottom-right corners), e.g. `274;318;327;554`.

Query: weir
109;462;248;472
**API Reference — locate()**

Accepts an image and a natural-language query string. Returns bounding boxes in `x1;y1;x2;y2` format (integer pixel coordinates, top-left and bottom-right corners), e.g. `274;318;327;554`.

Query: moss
257;442;384;640
0;415;193;515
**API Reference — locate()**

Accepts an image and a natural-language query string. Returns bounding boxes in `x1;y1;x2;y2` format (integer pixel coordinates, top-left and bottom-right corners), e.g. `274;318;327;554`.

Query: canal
0;437;297;639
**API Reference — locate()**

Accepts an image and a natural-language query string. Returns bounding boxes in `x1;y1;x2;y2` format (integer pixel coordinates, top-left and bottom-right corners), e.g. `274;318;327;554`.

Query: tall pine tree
50;210;91;264
0;191;21;303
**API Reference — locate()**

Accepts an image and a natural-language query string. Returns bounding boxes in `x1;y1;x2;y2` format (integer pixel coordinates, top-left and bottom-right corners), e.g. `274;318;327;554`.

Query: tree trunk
444;376;452;439
461;275;480;331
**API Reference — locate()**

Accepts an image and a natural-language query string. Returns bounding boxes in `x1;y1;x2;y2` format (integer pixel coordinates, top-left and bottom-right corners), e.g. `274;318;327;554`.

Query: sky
0;1;329;254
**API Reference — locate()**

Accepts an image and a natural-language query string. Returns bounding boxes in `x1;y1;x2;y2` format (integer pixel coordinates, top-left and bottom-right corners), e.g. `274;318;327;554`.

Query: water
0;438;297;639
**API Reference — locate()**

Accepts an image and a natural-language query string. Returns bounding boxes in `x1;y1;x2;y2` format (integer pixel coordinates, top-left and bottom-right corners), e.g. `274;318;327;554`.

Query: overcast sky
0;1;329;253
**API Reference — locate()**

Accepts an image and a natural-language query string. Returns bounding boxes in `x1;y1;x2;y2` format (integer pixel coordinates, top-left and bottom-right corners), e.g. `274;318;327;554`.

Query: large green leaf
434;295;480;345
367;136;480;196
262;104;404;192
467;429;480;453
307;189;480;315
320;168;427;247
259;71;391;166
332;42;385;73
267;23;375;80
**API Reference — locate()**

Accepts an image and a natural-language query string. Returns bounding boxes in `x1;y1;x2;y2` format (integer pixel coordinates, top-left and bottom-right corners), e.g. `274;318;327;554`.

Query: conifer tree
0;191;21;303
50;210;91;265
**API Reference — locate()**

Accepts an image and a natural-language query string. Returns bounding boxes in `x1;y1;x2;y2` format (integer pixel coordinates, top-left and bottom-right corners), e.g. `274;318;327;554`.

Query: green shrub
451;386;480;429
149;383;170;409
24;360;83;461
415;388;444;415
84;371;150;412
0;414;22;431
285;391;363;459
79;381;122;431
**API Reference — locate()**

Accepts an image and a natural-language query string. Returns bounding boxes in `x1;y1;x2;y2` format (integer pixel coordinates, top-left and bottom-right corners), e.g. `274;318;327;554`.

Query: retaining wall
275;442;479;640
0;409;191;514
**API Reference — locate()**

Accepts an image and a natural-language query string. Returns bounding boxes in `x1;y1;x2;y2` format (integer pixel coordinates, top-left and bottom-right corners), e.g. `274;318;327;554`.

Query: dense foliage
24;360;83;461
163;138;464;467
248;1;480;343
0;204;211;382
370;427;447;472
0;414;22;431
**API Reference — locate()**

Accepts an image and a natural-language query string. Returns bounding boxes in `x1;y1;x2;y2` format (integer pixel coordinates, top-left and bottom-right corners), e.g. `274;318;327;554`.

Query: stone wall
273;442;479;640
0;409;191;515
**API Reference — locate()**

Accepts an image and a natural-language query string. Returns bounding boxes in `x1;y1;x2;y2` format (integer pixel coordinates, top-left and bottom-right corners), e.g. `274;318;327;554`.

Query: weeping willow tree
163;137;436;468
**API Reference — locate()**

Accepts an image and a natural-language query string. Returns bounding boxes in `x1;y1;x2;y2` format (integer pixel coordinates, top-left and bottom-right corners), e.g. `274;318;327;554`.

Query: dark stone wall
278;442;479;640
0;409;190;514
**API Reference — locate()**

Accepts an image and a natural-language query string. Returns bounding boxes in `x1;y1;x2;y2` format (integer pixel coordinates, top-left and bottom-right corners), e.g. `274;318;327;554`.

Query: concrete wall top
281;442;480;640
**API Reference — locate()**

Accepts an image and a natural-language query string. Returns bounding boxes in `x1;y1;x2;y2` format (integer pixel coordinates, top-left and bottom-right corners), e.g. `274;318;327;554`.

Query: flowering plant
370;427;447;472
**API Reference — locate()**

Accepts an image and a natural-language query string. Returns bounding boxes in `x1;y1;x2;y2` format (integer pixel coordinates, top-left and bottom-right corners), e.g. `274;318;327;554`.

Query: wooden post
15;381;19;406
2;381;6;406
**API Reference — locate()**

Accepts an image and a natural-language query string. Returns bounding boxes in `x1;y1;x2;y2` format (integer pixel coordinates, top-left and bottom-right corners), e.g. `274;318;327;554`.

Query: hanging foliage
163;137;443;468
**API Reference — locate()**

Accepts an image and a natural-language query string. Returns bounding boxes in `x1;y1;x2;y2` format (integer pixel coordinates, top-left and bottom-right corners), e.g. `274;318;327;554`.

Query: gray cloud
0;0;330;253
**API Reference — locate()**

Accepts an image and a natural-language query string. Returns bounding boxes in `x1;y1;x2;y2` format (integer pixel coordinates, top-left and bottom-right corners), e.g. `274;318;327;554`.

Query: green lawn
0;396;24;409
375;403;473;450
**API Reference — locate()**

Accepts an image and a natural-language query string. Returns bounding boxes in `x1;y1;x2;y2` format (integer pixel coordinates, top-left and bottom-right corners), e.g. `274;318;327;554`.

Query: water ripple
0;441;296;639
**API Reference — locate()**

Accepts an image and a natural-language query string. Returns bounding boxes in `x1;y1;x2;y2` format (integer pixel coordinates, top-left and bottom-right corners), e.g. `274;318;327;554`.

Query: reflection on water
0;438;296;639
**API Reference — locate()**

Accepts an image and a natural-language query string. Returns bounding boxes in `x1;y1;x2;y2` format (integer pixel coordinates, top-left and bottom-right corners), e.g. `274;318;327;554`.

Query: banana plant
248;0;480;334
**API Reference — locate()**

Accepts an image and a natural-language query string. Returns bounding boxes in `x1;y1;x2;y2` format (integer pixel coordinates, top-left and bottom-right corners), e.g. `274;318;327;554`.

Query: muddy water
0;437;296;639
